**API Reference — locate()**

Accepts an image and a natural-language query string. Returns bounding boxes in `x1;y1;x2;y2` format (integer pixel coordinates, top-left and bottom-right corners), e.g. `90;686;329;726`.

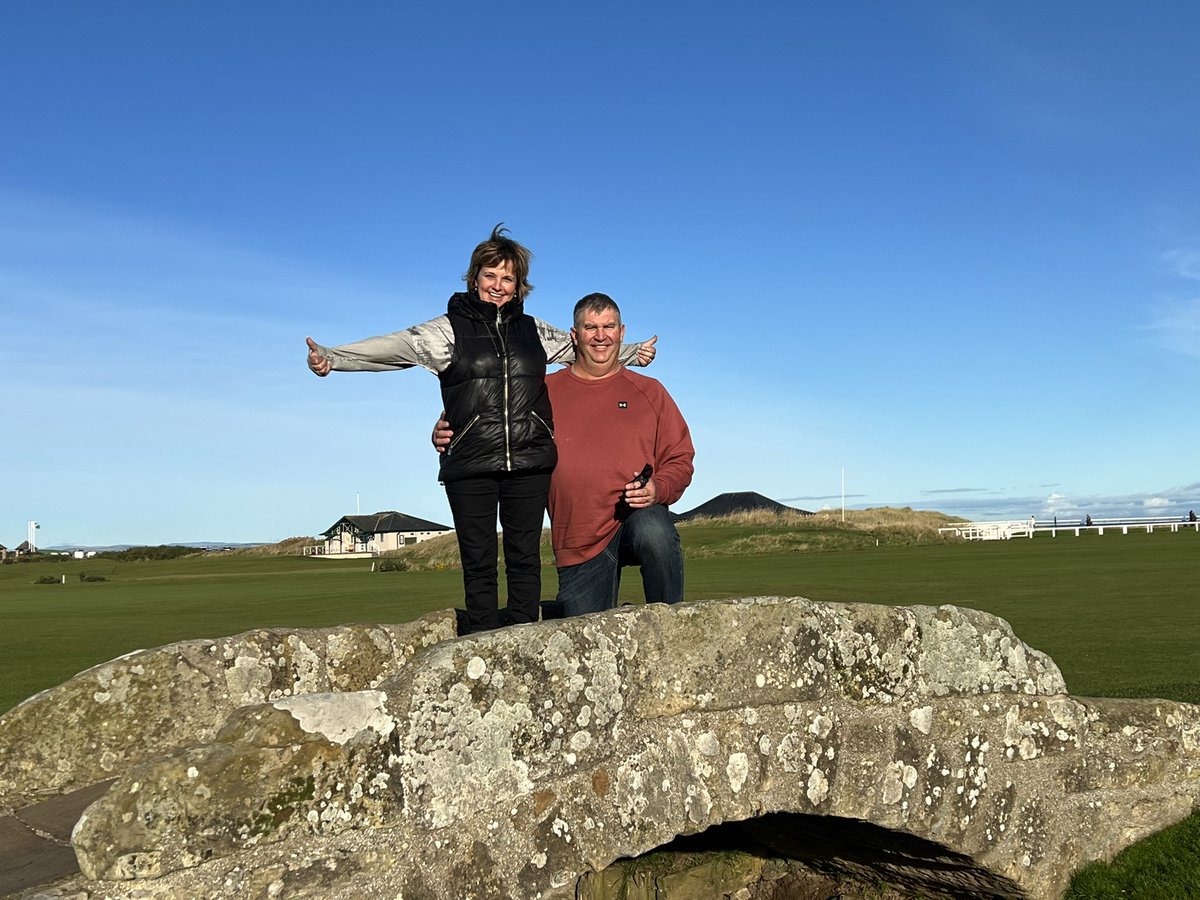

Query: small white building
312;511;453;557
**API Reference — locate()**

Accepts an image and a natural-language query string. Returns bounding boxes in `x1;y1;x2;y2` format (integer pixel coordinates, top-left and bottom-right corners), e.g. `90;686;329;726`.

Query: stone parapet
0;612;457;811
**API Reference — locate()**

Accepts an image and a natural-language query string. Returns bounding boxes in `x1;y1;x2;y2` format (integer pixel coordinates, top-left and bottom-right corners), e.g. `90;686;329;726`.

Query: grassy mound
373;506;966;570
678;506;964;558
223;536;322;556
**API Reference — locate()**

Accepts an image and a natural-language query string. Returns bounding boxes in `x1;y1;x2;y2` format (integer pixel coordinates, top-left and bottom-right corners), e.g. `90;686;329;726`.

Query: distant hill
673;491;813;522
44;541;265;553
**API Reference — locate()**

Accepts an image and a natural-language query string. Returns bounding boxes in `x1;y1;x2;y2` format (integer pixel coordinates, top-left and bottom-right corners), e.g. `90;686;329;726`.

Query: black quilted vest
438;292;557;482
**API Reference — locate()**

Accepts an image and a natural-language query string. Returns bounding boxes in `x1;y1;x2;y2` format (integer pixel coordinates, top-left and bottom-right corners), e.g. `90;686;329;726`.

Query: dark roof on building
673;491;813;522
322;511;452;537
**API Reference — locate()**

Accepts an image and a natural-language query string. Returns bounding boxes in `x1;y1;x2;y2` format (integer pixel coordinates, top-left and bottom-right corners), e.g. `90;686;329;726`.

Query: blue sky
3;2;1199;547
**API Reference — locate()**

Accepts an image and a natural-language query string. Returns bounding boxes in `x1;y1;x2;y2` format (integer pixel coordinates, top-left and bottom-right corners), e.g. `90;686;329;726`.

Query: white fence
939;516;1200;541
938;520;1035;541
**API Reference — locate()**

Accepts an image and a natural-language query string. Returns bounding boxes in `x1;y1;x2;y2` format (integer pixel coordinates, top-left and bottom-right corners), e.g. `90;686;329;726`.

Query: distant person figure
436;293;694;615
1190;509;1197;523
1085;514;1093;527
305;226;656;634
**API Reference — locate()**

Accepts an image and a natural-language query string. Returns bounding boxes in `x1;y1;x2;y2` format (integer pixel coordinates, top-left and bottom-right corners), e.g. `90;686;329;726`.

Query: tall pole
841;467;845;523
28;520;40;552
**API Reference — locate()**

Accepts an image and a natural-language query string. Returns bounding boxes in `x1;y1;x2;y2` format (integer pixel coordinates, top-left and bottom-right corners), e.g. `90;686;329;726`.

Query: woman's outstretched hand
306;337;332;376
636;335;658;366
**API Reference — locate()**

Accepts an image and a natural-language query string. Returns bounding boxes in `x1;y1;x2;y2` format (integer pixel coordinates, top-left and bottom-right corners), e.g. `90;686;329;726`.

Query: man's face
572;308;626;376
476;260;516;306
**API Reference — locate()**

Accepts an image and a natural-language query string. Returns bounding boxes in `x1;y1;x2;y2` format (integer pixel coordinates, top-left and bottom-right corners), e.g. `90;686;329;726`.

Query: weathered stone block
72;691;399;881
0;613;456;810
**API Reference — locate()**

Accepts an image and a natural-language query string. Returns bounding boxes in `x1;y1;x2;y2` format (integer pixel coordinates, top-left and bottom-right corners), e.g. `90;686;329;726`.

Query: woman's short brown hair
463;224;534;301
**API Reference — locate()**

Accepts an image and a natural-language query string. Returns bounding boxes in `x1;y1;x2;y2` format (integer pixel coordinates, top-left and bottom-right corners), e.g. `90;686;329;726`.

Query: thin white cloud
0;190;406;396
781;494;869;502
1042;492;1073;513
1163;247;1200;281
1145;297;1200;359
1141;245;1200;358
854;485;1200;523
0;189;397;324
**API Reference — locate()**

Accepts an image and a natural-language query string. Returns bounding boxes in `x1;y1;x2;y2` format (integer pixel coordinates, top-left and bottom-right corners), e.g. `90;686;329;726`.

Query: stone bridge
3;597;1199;899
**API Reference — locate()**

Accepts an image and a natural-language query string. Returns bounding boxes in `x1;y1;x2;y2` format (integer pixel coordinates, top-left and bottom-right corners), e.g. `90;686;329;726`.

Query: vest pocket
447;413;481;455
530;410;555;440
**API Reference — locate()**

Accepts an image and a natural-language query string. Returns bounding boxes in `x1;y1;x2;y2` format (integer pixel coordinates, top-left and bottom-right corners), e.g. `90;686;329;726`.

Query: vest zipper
497;307;512;470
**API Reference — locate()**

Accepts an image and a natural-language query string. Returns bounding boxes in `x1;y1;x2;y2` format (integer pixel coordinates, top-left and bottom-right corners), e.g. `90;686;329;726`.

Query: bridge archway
584;813;1026;899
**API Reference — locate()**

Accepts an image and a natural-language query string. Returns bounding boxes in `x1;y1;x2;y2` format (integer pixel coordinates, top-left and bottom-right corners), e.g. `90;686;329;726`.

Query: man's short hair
572;292;622;330
463;224;534;301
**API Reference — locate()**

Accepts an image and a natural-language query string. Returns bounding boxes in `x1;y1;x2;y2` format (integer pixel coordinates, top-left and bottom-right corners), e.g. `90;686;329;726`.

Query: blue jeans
557;505;684;616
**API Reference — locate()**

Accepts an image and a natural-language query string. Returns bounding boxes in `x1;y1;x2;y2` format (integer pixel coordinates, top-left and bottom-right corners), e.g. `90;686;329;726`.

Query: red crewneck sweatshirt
546;366;694;567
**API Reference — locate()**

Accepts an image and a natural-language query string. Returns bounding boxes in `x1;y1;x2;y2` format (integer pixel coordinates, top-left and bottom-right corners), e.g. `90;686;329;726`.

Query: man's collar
568;362;624;381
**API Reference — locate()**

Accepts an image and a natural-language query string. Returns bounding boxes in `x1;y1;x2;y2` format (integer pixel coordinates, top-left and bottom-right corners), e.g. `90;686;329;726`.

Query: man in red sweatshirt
436;293;694;615
545;293;694;614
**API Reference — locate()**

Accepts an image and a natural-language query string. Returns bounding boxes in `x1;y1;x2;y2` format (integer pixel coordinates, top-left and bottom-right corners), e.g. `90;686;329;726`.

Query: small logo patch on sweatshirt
618;401;628;409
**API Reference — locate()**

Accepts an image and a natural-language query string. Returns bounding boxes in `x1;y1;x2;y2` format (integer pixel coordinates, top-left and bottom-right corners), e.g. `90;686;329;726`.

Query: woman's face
476;260;516;306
